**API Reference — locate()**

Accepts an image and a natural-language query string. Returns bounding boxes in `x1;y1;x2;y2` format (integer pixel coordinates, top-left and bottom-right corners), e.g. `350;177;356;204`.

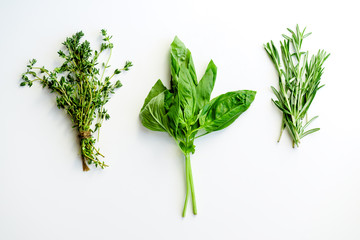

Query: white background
1;0;359;239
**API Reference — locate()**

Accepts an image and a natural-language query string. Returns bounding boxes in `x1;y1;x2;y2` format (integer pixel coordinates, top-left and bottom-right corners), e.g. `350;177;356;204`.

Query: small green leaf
124;61;133;71
114;80;122;88
302;116;318;132
303;32;312;38
58;50;66;58
300;128;320;139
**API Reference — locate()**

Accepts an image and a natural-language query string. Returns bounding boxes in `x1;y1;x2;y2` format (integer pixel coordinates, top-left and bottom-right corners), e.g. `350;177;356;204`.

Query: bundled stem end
81;155;90;172
79;130;92;171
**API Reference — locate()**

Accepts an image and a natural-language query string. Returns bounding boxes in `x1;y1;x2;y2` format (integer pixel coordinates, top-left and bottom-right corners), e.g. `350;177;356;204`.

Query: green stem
278;116;286;142
95;47;112;140
90;142;105;157
182;153;190;217
182;152;197;217
99;43;112;83
187;154;197;215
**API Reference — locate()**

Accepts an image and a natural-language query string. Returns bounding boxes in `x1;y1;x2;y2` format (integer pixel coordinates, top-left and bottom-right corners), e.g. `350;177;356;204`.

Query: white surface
1;0;359;239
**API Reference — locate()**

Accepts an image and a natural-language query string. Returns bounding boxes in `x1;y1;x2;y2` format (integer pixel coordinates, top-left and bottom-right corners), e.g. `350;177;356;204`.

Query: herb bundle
140;37;256;217
21;30;132;171
264;25;329;147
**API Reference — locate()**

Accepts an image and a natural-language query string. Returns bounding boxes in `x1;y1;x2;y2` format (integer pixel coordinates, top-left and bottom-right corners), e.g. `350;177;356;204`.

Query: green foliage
140;36;256;217
264;25;329;147
21;30;132;171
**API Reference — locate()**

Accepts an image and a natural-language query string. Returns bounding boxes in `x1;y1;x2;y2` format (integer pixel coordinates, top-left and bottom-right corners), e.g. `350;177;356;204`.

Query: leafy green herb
264;25;329;147
21;30;132;171
140;37;256;217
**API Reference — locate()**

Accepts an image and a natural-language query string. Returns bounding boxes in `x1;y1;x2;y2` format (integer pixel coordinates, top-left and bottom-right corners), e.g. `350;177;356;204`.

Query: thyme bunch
21;30;132;171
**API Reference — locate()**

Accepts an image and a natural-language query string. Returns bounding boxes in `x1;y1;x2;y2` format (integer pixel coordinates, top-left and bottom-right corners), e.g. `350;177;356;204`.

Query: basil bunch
140;37;256;217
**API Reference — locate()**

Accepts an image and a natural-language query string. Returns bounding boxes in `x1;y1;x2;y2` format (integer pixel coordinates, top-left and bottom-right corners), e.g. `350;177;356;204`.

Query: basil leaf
170;36;187;66
166;93;182;137
141;79;167;111
170;52;180;90
170;36;198;87
187;52;197;86
140;88;169;132
200;90;256;132
196;60;217;109
178;67;197;121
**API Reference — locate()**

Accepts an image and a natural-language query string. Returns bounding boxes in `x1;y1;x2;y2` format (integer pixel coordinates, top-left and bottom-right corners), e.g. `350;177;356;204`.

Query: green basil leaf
170;52;180;90
187;50;197;86
196;60;217;109
178;67;197;121
200;90;256;132
170;37;186;90
141;80;167;111
170;36;187;65
166;92;181;137
140;91;169;132
170;36;197;87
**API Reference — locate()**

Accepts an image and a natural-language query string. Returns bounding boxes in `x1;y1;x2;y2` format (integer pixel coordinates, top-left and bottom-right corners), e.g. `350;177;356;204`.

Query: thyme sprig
21;30;132;171
264;25;329;147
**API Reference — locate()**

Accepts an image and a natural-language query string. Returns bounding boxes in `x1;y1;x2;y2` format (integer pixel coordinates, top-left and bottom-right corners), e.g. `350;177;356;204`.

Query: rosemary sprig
264;25;330;147
21;30;132;170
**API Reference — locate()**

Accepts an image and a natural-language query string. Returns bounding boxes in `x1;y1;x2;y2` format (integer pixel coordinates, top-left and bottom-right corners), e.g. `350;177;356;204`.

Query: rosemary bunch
264;25;329;147
21;30;132;171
